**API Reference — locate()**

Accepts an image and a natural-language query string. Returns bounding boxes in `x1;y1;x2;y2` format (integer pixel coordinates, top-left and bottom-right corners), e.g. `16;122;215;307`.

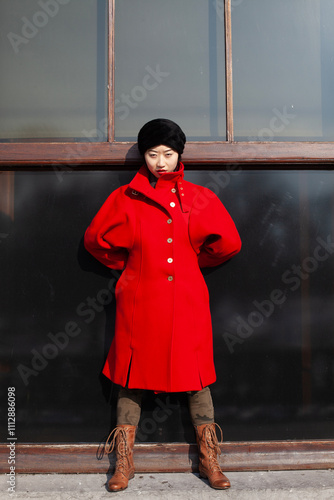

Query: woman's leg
189;387;231;490
117;387;143;426
106;387;143;492
187;386;214;425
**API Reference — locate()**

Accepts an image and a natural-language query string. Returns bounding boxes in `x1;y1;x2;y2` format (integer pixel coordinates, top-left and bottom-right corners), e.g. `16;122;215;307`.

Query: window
1;0;107;142
232;0;334;141
1;1;334;469
1;0;334;164
114;0;226;141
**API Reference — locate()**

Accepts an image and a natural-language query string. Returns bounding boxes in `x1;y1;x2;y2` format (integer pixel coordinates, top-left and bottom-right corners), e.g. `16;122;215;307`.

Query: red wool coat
84;164;241;392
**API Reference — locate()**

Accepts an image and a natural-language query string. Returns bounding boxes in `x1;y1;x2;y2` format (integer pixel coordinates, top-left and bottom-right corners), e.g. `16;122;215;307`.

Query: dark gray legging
116;386;214;426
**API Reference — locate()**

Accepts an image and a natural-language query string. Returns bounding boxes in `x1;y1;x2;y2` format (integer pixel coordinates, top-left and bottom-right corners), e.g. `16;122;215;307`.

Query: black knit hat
137;118;186;156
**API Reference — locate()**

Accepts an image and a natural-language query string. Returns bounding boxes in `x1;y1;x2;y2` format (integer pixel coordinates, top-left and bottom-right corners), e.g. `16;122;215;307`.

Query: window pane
232;0;334;141
1;169;334;442
0;0;107;141
114;0;226;141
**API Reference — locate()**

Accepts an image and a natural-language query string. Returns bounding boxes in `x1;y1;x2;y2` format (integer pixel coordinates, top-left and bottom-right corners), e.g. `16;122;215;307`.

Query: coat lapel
128;164;190;214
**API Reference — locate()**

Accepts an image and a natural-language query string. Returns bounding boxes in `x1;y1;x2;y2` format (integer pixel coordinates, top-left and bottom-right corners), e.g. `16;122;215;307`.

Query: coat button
167;238;173;243
170;202;176;207
167;258;173;263
171;188;176;193
167;218;172;224
167;276;174;281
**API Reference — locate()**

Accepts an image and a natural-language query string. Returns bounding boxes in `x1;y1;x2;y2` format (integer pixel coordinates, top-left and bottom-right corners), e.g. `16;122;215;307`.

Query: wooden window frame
1;0;334;168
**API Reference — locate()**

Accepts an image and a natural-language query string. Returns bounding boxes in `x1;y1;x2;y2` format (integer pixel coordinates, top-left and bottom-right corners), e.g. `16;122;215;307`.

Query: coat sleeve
84;187;134;270
189;187;241;268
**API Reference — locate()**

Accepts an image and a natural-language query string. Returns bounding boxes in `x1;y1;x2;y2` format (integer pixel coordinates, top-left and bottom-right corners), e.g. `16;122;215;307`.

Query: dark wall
1;169;334;443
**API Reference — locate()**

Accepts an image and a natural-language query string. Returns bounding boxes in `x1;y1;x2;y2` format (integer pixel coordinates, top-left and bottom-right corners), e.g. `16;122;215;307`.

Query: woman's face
144;145;179;178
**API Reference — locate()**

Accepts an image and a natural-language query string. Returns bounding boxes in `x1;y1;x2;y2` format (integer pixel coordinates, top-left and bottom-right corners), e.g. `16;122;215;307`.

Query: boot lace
105;427;129;472
204;423;223;473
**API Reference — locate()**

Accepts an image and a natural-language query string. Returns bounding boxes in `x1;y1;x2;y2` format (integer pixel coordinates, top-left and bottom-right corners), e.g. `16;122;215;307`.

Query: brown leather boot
195;423;231;490
105;425;136;492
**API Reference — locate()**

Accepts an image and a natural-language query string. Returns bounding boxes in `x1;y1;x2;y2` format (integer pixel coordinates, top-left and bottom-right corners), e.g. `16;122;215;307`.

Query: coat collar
129;163;189;213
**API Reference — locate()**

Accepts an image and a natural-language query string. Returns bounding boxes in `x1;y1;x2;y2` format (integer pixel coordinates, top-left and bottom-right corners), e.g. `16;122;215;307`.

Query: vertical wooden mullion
0;172;14;221
224;0;234;142
108;0;115;142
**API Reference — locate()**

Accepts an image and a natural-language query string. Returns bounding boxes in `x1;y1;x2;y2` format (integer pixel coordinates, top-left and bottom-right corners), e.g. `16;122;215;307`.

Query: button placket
166;209;174;281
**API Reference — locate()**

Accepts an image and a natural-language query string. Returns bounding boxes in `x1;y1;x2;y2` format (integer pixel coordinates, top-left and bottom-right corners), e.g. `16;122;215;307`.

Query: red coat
84;164;241;392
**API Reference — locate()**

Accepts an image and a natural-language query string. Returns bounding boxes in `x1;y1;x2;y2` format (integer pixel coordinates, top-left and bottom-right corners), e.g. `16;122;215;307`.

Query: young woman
84;119;241;492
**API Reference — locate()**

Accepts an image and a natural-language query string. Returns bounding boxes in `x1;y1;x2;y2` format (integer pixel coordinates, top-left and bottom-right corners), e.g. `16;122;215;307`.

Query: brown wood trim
1;142;334;167
225;0;234;142
0;172;14;219
1;441;334;474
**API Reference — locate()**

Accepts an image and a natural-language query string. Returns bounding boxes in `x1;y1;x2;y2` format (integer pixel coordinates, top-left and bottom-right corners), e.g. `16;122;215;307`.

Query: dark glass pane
1;169;334;443
0;0;107;141
114;0;226;141
232;0;334;141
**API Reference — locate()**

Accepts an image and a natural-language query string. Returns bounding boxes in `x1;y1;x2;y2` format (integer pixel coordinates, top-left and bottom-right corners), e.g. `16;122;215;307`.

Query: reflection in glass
232;0;334;141
114;0;226;140
0;0;107;141
1;169;334;443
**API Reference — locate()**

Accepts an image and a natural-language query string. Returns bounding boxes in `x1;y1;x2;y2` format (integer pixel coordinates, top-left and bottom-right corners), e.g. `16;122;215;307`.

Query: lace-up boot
195;423;231;489
105;425;136;492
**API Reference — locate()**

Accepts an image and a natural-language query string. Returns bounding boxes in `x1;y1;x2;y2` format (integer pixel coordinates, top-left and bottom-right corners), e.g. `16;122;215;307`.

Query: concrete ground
1;470;334;500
